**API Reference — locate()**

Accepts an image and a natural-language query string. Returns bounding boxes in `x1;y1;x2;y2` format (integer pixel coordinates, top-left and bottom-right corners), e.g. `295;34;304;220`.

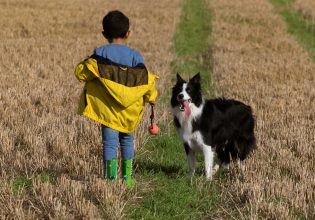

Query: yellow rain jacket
74;57;159;133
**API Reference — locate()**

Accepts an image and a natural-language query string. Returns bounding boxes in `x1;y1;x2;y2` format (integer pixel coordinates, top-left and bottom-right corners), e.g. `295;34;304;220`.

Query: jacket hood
83;58;159;108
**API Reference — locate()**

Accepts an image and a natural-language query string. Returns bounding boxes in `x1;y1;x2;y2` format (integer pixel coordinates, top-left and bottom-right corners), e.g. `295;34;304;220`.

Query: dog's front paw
205;175;213;181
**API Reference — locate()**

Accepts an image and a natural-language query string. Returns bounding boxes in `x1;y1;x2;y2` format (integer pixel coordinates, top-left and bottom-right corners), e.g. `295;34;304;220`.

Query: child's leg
102;125;119;179
119;132;134;160
119;132;134;187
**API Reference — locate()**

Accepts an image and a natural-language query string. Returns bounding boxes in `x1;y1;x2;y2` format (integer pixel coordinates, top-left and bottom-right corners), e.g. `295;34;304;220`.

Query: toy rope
150;104;155;126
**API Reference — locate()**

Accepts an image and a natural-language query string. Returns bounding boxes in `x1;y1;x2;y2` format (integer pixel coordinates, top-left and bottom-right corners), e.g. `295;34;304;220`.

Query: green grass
172;0;213;96
12;176;33;197
129;129;220;219
270;0;315;61
126;0;217;219
174;0;211;57
12;171;57;197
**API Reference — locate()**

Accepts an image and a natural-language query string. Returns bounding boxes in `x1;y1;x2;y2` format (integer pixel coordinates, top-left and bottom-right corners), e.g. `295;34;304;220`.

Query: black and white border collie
171;73;256;180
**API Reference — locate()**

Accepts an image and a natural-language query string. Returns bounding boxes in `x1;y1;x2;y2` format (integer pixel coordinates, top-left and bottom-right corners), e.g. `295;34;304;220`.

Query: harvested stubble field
1;0;315;219
0;0;180;218
210;0;315;218
294;0;315;21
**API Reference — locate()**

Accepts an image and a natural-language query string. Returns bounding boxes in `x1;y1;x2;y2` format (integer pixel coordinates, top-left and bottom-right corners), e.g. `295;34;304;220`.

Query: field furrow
210;0;315;218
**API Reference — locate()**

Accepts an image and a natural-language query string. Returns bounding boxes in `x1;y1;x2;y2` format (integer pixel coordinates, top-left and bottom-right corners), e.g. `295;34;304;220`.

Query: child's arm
144;72;159;104
74;59;98;83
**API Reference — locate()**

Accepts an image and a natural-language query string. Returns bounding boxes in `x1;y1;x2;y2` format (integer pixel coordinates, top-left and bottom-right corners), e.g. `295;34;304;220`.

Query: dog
171;73;256;180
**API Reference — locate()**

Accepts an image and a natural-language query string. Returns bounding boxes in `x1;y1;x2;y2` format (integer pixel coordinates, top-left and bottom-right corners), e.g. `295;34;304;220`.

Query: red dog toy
148;104;160;135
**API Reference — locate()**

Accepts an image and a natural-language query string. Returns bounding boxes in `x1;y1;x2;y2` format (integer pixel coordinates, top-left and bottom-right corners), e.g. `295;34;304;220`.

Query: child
74;10;159;187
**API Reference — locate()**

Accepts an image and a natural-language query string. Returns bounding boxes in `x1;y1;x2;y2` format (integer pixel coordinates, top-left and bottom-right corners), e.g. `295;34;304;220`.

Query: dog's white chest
179;121;204;151
172;103;205;151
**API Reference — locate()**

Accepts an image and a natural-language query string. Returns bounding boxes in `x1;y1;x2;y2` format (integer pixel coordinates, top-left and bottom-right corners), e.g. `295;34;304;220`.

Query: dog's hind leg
221;162;230;170
203;145;214;180
213;164;220;174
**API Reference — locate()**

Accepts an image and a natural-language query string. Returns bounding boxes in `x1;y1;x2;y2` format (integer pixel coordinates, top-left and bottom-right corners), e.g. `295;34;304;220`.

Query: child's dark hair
102;10;129;41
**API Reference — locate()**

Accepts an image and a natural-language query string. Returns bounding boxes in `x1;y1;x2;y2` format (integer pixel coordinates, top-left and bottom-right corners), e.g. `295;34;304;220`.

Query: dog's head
171;73;203;111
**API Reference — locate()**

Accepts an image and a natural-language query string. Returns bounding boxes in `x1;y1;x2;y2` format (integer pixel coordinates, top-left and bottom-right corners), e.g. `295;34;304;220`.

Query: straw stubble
210;0;315;218
0;0;181;218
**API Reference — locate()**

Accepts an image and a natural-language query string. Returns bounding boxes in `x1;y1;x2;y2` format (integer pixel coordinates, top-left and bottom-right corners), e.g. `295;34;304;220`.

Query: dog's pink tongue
184;101;191;117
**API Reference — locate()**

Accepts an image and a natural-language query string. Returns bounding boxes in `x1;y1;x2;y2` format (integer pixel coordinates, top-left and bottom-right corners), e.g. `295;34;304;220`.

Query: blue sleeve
133;50;144;66
93;47;102;56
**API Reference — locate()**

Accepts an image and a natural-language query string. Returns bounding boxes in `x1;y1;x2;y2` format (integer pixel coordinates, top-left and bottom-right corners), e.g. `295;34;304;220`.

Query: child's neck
111;38;127;45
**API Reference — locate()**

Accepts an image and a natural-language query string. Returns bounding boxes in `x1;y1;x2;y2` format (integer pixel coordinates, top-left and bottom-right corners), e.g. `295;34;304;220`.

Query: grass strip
172;0;213;96
126;0;219;219
270;0;315;61
128;128;221;219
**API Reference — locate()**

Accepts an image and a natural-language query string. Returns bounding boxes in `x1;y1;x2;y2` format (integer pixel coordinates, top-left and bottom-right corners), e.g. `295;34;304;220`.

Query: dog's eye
186;88;191;93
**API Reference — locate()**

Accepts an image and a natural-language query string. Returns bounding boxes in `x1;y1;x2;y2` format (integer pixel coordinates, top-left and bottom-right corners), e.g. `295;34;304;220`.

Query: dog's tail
235;134;256;160
213;123;256;160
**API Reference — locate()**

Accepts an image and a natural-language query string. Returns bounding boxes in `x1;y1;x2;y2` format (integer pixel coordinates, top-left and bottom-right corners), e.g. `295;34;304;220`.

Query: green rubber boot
104;158;117;180
122;159;134;188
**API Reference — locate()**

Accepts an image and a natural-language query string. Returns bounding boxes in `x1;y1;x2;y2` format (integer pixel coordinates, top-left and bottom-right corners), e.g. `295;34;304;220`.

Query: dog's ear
176;73;185;83
190;72;201;85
